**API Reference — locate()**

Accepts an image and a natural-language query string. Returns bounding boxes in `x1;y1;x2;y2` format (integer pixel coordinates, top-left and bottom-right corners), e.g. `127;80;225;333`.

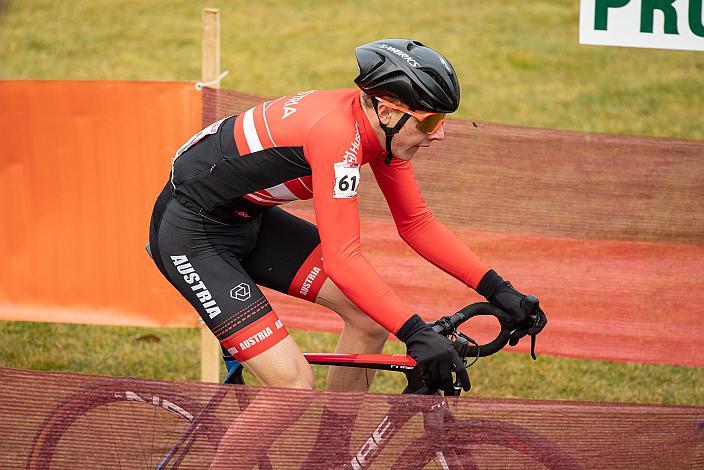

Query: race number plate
333;162;360;198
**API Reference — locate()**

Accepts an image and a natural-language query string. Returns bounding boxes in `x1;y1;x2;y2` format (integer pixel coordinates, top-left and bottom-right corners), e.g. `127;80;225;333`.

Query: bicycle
26;302;580;469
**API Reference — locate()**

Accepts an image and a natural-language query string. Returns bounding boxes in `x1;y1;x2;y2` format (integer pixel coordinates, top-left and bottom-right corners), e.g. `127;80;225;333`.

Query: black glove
397;314;470;395
477;270;548;352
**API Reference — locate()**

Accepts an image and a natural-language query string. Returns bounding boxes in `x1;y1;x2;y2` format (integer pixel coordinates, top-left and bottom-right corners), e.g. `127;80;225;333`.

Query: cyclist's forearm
398;211;490;289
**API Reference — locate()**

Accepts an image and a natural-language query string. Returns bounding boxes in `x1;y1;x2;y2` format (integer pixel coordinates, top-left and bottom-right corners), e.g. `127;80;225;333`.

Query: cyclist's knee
242;335;314;389
346;318;389;345
286;373;314;390
317;280;388;336
316;279;356;314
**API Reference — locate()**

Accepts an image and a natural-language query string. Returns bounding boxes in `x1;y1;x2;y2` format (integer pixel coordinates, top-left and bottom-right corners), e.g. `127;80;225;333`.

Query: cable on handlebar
433;302;514;358
411;302;522;396
455;333;480;368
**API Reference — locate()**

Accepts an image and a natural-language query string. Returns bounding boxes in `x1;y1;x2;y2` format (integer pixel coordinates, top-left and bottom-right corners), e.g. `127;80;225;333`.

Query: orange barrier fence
2;367;703;468
0;80;203;327
2;81;703;367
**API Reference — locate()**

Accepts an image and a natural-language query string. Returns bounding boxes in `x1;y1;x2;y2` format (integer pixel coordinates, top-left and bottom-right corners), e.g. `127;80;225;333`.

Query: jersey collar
352;92;386;164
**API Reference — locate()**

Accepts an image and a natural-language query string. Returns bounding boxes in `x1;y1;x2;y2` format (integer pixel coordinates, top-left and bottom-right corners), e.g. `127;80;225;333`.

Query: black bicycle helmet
354;38;460;113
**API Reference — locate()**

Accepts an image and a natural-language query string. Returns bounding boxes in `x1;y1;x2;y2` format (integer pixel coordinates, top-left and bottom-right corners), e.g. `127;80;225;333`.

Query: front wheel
26;380;226;469
393;419;581;469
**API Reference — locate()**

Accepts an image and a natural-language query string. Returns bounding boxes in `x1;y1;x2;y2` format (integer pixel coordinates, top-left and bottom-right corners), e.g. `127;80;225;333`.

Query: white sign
580;0;704;51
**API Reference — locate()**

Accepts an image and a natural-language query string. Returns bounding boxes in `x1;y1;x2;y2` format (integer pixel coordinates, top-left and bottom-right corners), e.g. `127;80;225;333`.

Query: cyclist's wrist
396;314;426;342
476;269;506;301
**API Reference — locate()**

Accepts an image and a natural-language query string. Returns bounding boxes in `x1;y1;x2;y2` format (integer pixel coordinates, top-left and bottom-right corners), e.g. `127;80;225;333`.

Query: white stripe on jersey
244;193;277;205
298;177;312;193
262;97;283;147
243;108;263;152
265;183;298;201
251;190;288;203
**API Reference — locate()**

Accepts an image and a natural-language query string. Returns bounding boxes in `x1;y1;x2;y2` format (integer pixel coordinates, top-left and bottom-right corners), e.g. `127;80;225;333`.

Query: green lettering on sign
691;0;704;37
641;0;679;34
595;0;631;30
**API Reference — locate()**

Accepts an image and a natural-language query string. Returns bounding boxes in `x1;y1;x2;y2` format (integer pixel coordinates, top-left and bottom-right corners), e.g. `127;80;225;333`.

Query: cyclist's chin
395;146;420;161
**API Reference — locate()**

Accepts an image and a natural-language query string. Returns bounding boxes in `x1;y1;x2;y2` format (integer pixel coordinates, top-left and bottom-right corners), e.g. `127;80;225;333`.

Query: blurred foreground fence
1;80;703;367
1;367;702;468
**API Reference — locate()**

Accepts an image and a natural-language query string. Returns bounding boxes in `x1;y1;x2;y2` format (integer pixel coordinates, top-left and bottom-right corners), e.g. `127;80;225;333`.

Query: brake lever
450;376;466;396
524;295;540;360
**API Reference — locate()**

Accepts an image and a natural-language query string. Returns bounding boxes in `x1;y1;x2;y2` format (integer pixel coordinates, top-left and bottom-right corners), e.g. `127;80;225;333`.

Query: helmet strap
372;98;411;165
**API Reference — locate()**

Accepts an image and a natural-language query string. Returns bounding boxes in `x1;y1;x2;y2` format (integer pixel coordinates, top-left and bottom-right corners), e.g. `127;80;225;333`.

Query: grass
1;321;702;406
1;0;703;405
0;0;702;139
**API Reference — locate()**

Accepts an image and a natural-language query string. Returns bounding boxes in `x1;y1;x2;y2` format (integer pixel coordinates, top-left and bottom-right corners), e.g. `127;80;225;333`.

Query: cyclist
148;38;547;397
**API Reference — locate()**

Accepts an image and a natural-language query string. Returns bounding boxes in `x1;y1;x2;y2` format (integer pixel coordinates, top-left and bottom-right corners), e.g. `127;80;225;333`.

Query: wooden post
202;8;220;87
200;7;222;383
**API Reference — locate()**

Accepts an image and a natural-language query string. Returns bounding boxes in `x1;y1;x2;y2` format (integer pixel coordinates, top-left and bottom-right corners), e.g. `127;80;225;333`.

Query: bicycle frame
157;352;454;469
346;392;458;469
158;302;516;468
309;353;466;469
28;303;581;469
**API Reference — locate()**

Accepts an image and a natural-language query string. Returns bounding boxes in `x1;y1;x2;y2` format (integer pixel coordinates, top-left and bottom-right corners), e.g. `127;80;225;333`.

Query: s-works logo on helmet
377;44;420;68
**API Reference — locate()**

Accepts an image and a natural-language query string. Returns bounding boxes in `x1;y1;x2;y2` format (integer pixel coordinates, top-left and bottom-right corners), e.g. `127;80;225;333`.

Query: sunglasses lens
416;113;446;133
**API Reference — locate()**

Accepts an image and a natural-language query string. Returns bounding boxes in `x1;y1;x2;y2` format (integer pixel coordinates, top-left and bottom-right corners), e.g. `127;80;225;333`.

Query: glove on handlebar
397;314;470;395
476;270;548;346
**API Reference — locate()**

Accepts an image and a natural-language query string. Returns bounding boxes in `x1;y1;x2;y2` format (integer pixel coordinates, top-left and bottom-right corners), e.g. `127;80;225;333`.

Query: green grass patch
0;0;702;139
1;321;702;406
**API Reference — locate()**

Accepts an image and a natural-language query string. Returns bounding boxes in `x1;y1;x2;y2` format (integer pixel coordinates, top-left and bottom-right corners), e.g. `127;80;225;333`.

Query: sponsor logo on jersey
233;210;252;219
299;267;322;297
239;327;274;351
377;44;420;68
230;282;251;301
170;255;221;319
342;122;362;165
282;90;317;119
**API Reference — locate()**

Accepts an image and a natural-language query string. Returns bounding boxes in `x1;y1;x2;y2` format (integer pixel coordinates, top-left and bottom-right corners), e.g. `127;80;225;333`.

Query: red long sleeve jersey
172;88;489;335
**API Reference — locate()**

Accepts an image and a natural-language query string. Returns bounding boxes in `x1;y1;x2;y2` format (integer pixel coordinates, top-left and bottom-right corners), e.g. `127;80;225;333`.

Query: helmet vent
422;68;453;100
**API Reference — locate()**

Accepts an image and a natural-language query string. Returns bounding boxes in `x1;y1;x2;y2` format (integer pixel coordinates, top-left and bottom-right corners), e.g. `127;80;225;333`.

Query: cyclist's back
171;88;380;224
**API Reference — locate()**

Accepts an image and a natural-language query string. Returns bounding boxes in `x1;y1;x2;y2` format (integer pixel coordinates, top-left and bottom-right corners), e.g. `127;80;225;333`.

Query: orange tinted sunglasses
376;97;446;134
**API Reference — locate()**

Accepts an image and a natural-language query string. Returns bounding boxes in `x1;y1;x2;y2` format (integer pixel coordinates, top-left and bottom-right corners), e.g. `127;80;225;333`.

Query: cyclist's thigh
241;335;312;388
150;194;288;364
241;206;328;303
243;208;381;331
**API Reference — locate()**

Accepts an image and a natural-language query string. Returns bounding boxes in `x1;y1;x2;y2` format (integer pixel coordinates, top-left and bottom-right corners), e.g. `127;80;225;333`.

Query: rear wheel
26;380;226;469
393;419;581;469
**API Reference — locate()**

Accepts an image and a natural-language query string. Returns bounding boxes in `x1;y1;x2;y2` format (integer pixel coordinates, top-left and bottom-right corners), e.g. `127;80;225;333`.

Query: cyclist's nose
428;124;445;141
